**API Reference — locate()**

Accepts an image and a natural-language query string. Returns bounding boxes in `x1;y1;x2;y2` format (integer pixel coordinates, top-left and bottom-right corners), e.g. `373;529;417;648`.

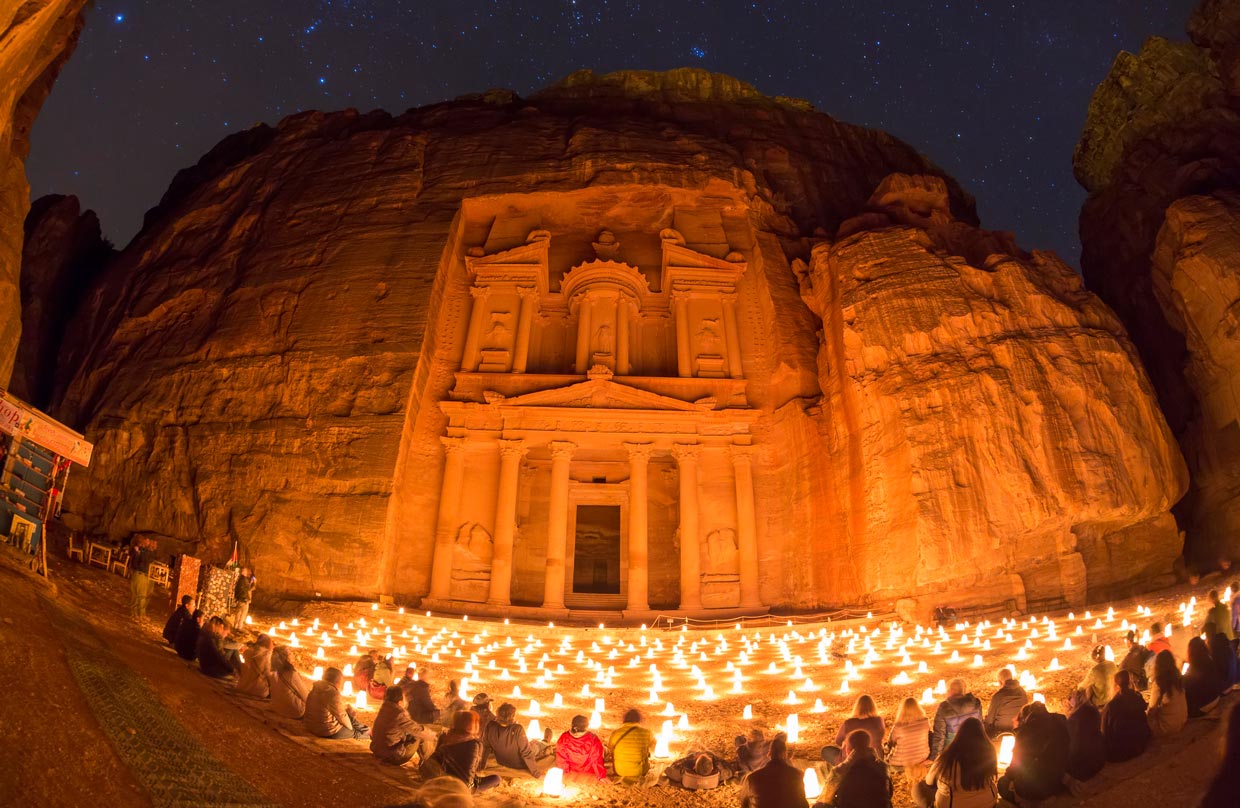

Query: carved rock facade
38;70;1185;615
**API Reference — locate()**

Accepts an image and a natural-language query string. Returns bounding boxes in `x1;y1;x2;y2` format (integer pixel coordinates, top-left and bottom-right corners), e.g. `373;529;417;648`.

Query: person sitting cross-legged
174;609;205;661
269;646;311;720
235;633;273;698
984;668;1028;736
997;701;1069;803
555;714;607;780
828;729;893;808
740;735;808;808
162;595;194;645
913;716;997;808
931;679;983;759
607;708;655;783
197;617;240;679
305;667;370;740
426;709;501;793
370;686;422;765
1101;670;1150;763
482;702;543;778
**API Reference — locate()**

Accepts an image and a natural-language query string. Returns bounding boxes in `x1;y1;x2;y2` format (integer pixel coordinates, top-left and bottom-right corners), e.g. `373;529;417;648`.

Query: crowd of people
152;584;1240;807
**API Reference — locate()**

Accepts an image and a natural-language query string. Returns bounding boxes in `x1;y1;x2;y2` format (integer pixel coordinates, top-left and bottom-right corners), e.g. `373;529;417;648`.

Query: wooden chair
110;548;130;578
86;542;112;570
67;532;85;563
148;561;171;588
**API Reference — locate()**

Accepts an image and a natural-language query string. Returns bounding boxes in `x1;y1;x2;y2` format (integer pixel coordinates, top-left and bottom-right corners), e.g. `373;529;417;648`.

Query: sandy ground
0;543;1231;807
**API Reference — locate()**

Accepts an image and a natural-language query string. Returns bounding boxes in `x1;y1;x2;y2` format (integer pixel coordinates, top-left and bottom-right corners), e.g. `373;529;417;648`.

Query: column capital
728;443;756;463
497;438;527;460
623;442;655;462
670;289;693;306
469;285;491;300
441;436;469;455
670;442;701;463
548;440;577;460
516;285;539;300
722;292;740;305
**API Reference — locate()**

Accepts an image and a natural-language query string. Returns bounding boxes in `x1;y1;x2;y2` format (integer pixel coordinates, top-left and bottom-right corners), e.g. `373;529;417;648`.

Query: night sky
27;1;1197;265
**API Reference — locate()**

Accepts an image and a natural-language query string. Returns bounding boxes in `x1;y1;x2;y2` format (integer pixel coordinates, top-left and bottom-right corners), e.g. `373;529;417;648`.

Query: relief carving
451;522;494;582
702;528;739;581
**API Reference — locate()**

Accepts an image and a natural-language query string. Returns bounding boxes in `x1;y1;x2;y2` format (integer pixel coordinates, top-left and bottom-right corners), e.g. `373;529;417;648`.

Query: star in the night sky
27;0;1200;266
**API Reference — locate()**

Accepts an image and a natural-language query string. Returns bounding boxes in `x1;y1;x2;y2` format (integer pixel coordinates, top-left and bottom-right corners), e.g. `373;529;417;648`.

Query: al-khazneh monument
16;69;1188;621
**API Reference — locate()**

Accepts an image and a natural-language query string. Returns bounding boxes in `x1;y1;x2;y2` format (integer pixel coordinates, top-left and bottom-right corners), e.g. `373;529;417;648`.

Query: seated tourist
739;736;808;808
997;702;1069;803
481;702;542;777
174;609;205;661
1101;670;1150;762
1197;701;1240;808
305;667;370;740
1064;690;1105;782
913;717;997;808
984;668;1028;736
735;728;771;774
235;633;273;698
828;729;893;808
426;709;501;793
197;617;240;679
607;708;655;782
441;679;468;728
370;686;421;765
665;750;735;791
1119;630;1151;691
353;649;380;693
1147;622;1173;658
1147;649;1188;737
162;595;194;645
831;694;886;751
1208;626;1238;691
470;693;497;740
402;676;441;726
555;714;607;780
269;646;311;720
931;679;983;758
885;697;931;802
1078;645;1118;709
1184;636;1223;717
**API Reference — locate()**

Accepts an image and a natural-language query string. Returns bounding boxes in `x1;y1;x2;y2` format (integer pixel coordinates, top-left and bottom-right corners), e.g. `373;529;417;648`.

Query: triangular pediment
491;378;708;412
465;231;550;269
662;241;745;271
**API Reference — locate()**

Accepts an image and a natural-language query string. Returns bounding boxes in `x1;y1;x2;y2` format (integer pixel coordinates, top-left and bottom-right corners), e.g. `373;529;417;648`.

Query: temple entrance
572;504;622;594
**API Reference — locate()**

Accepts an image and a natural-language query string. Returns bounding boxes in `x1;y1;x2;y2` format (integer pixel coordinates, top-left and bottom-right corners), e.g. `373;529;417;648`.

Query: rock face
799;175;1186;614
10;194;110;407
1076;0;1240;568
41;69;1185;612
0;0;88;387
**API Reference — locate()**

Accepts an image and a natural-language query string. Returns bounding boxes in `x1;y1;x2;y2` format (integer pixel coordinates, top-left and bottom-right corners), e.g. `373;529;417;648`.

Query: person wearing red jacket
555;714;606;780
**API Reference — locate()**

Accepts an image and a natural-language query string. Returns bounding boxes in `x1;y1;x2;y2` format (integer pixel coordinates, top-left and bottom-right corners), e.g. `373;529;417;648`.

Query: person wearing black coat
740;737;808;808
1101;670;1151;763
998;702;1069;803
1184;637;1223;717
174;609;205;660
829;730;893;808
162;596;193;645
196;617;239;678
1208;630;1238;691
1065;694;1105;782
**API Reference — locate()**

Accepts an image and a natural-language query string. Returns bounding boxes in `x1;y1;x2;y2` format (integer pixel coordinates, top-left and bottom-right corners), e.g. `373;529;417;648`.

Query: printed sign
0;392;93;466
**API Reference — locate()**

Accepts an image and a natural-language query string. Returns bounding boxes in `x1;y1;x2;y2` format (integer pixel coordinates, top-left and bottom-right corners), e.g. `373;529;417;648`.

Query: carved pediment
491;378;710;412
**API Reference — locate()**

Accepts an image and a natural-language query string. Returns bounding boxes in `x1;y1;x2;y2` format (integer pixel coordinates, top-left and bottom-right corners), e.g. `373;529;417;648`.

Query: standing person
1204;590;1234;641
1101;670;1150;762
1147;649;1188;736
831;694;886;751
162;595;194;645
427;709;501;793
482;702;542;778
1184;636;1223;717
984;668;1028;736
270;646;312;719
1197;701;1240;808
830;729;893;808
607;708;655;782
740;736;808;808
370;687;421;765
305;667;370;740
914;717;997;808
555;714;607;780
128;537;154;620
997;702;1069;803
886;697;931;802
235;634;273;698
930;679;983;758
232;567;256;631
1078;646;1118;709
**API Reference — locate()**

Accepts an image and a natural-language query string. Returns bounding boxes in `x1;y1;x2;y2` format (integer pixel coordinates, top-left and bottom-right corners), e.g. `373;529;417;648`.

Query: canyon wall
34;69;1185;611
1076;0;1240;568
0;0;87;386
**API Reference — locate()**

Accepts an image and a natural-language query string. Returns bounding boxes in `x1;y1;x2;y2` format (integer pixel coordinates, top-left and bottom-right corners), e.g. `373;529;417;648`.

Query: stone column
428;436;468;600
730;444;762;608
487;439;527;606
460;287;489;372
624;442;653;611
722;293;744;379
617;298;631;375
512;287;537;374
542;441;576;609
672;292;692;378
671;442;702;610
574;295;592;373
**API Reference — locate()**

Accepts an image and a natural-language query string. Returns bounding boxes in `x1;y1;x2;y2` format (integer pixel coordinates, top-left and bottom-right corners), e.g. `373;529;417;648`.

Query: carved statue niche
594;322;615;356
451;522;494;582
694;318;727;377
478;311;514;372
702;528;740;581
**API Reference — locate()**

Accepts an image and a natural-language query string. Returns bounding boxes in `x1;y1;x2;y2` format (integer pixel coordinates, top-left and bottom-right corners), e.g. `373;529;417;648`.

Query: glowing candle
542;767;564;798
342;680;354;697
527;700;541;716
589;710;602;729
355;691;368;710
804;767;823;800
526;719;542;740
743;704;753;720
653;734;671;759
998;734;1016;769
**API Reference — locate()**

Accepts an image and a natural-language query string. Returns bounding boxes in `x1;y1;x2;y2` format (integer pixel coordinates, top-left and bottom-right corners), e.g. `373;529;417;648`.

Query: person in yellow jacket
607;708;655;782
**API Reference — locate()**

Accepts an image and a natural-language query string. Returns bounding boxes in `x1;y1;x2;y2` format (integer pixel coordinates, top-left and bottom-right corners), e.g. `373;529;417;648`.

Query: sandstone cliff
1076;0;1240;568
0;0;88;387
39;69;1185;612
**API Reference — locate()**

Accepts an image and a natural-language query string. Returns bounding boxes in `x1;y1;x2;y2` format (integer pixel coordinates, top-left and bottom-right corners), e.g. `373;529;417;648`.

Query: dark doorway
573;504;621;594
